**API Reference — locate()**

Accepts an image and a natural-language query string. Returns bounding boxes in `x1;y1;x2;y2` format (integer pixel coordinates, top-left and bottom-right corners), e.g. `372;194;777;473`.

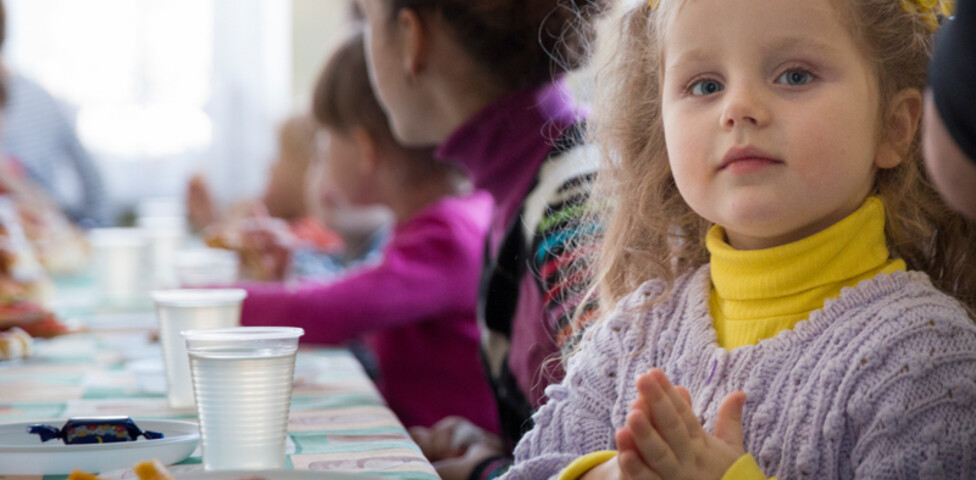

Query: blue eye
776;69;813;86
689;79;724;96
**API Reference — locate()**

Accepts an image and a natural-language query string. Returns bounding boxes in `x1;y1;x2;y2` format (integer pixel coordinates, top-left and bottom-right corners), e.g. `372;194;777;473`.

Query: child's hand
186;174;216;232
237;217;294;282
614;369;746;480
409;416;500;462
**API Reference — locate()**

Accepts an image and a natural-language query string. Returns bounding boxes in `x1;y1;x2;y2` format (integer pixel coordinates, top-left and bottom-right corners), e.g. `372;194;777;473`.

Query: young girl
237;32;500;434
506;0;976;478
356;0;608;476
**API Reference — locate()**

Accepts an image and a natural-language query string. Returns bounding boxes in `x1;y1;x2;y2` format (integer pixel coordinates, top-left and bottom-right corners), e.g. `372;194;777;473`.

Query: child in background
356;0;609;476
507;0;976;478
187;114;389;280
186;115;319;232
238;32;499;434
300;136;393;277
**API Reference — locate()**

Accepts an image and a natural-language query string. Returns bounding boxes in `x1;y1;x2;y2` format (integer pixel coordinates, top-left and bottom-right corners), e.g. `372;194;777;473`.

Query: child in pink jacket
238;32;498;434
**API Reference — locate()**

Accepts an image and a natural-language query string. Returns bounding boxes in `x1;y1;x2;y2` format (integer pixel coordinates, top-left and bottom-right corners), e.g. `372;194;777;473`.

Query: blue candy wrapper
27;417;164;444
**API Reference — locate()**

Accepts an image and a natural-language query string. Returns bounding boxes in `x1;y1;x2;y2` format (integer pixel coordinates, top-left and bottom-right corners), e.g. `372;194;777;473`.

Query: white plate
0;419;199;475
176;472;379;480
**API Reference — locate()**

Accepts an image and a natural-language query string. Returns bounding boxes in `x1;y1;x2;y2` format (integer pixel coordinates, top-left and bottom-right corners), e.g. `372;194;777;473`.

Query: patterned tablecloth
0;275;438;479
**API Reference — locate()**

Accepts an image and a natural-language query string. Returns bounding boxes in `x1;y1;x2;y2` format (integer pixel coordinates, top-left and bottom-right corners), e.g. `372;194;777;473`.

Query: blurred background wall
2;0;353;224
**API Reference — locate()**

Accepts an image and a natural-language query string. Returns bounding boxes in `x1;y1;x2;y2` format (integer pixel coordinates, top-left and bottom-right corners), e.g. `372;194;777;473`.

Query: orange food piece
133;459;176;480
67;470;104;480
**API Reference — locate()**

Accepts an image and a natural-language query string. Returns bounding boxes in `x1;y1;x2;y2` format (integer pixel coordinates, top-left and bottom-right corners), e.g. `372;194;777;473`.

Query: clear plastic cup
182;327;304;470
152;289;247;408
175;248;240;287
89;228;150;306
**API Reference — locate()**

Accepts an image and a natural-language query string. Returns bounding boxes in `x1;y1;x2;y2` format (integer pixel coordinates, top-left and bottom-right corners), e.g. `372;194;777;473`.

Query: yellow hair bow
900;0;954;30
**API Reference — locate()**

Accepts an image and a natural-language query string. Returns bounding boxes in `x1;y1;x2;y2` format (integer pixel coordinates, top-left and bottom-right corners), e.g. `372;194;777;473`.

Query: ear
875;88;923;169
396;8;428;76
350;127;380;175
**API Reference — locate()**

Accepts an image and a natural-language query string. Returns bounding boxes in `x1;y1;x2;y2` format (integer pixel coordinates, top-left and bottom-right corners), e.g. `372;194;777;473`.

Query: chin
717;198;791;226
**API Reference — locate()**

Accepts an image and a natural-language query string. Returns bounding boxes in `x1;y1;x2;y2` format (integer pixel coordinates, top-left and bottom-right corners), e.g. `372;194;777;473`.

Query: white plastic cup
140;218;187;289
152;289;247;408
89;228;150;306
182;327;304;470
175;248;240;287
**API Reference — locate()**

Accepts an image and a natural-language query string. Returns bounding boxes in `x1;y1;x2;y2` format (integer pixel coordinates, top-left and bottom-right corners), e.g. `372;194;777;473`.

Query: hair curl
587;0;976;315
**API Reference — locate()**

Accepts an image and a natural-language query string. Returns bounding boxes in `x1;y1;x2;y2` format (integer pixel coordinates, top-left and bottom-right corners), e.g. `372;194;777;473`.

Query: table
0;275;439;479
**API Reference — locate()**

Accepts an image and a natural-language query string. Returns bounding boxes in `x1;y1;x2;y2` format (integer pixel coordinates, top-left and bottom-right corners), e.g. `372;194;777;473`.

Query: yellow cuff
557;450;618;480
722;454;774;480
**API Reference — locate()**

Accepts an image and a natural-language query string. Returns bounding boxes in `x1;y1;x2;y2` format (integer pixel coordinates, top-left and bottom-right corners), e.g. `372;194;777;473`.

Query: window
3;0;292;219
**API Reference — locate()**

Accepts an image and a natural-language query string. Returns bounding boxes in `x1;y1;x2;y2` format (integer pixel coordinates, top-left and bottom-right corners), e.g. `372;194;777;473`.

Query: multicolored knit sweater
436;80;601;452
506;267;976;478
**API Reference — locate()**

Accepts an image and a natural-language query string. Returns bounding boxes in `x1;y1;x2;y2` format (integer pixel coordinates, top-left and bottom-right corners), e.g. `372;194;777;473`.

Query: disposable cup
182;327;304;470
152;289;247;408
89;228;149;306
175;248;239;287
141;220;186;289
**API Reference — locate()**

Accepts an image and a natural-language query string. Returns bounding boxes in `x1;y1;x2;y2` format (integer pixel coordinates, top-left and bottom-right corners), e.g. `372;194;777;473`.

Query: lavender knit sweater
506;267;976;479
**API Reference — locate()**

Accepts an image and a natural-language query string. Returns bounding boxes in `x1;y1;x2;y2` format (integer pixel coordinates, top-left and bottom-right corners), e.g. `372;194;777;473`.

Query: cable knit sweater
506;267;976;479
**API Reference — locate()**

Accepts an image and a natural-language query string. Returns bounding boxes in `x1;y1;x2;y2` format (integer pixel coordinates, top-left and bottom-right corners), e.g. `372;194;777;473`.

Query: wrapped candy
27;417;164;444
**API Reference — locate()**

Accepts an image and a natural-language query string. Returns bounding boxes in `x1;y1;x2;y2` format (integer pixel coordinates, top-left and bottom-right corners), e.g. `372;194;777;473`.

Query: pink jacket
240;192;499;433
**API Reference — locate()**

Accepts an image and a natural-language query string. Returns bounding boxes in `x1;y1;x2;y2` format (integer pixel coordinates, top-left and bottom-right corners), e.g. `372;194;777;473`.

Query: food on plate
27;417;164;445
0;160;90;274
17;201;90;275
0;201;72;342
0;326;31;360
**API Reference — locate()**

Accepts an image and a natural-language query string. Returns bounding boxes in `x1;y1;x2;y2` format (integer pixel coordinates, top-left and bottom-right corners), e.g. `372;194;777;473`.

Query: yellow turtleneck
708;197;905;350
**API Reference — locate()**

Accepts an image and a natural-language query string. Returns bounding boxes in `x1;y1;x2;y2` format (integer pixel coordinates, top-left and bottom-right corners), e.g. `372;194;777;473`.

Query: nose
719;84;771;129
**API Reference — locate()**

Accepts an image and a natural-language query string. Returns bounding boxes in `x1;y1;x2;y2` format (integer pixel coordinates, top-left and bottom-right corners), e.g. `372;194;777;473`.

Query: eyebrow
758;36;841;57
666;36;841;74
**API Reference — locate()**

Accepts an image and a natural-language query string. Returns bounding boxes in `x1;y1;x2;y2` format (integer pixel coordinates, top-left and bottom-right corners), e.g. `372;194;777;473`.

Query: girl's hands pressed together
614;369;747;480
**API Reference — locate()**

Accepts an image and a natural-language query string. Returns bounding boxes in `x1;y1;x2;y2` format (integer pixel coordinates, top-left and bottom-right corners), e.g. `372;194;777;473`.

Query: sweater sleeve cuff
557;450;618;480
722;454;773;480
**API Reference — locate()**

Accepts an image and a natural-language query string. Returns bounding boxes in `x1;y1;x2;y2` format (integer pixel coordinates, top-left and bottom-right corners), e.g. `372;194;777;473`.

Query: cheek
663;114;708;195
364;32;399;108
327;145;356;193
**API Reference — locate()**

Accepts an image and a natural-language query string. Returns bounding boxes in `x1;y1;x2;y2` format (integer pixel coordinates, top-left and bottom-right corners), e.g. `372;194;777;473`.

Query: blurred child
0;0;108;227
188;114;386;281
355;0;609;476
507;0;976;478
186;115;319;231
237;31;499;433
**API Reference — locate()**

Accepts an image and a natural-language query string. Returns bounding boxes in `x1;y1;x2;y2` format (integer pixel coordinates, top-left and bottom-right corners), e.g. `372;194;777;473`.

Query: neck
707;197;906;348
427;80;507;144
423;36;510;143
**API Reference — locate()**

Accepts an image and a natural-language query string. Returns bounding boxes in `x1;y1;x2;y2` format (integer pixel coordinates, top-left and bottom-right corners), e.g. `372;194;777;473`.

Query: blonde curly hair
585;0;976;315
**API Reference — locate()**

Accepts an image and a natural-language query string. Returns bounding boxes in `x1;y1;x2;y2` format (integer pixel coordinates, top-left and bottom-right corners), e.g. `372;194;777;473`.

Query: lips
718;146;783;172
